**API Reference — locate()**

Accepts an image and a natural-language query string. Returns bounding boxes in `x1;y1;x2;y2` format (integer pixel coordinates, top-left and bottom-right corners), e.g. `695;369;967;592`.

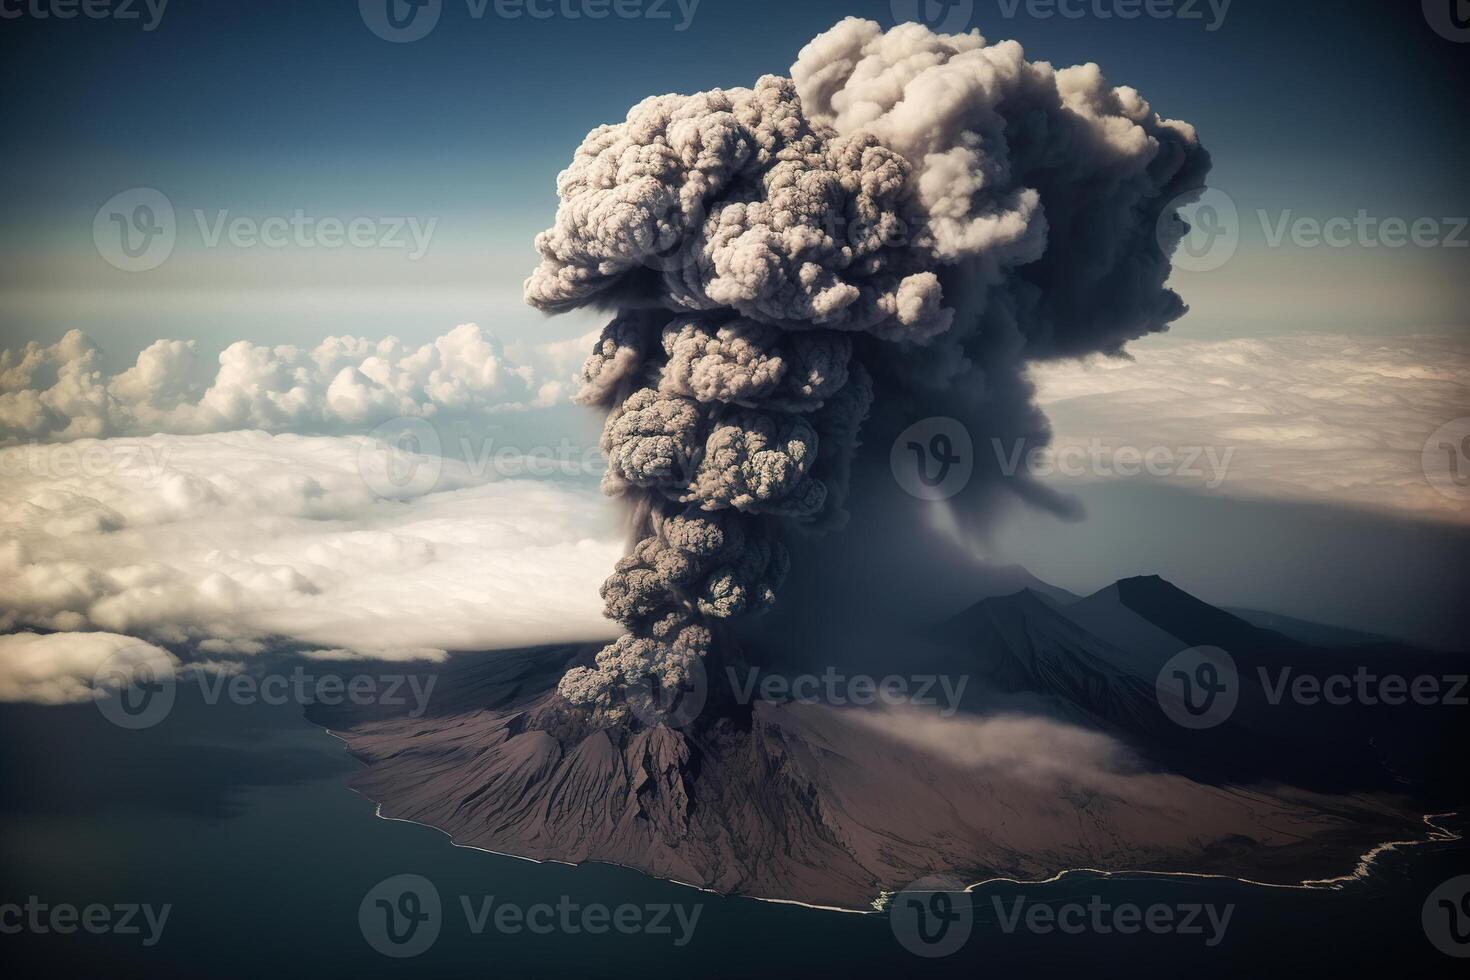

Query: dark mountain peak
938;588;1114;670
953;586;1072;626
1114;573;1185;598
1109;575;1302;655
1014;586;1063;608
957;565;1082;607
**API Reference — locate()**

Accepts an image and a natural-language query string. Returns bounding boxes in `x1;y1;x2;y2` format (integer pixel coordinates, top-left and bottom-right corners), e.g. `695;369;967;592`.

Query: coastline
321;726;1463;916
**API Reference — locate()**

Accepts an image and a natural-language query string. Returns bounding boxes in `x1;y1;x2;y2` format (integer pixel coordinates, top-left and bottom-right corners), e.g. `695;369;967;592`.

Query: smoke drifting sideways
524;18;1210;720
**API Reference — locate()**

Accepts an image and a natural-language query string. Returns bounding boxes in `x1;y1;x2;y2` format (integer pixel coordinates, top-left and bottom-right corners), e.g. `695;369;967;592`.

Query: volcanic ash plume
524;18;1210;718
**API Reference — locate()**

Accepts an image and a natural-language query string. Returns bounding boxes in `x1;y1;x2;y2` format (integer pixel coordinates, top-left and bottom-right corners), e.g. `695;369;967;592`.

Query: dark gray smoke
524;18;1209;718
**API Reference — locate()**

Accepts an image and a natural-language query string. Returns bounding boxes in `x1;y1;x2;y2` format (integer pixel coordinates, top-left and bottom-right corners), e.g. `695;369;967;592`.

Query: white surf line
320;727;1462;915
321;726;873;914
322;728;580;868
1301;812;1462;887
957;812;1463;897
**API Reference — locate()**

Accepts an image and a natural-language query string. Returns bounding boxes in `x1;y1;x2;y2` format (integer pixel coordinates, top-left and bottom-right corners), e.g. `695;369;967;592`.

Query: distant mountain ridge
934;571;1468;799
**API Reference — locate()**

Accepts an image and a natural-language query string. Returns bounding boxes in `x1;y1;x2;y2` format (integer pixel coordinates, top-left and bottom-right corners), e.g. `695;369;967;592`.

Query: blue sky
2;0;1466;367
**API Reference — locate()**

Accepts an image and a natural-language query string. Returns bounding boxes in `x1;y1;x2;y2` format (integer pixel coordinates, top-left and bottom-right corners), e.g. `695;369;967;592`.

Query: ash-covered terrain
311;574;1465;910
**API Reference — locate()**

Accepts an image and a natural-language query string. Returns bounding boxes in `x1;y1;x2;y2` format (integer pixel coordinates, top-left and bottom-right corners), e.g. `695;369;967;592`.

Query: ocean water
1;684;1465;978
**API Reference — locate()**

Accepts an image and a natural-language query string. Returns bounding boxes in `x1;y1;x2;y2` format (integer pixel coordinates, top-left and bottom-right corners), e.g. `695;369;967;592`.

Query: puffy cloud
1032;333;1470;522
658;318;787;405
527;18;1207;714
0;323;563;446
0;631;178;705
525;77;949;343
0;431;622;663
686;409;821;514
658;318;852;410
792;17;1208;358
599;388;703;491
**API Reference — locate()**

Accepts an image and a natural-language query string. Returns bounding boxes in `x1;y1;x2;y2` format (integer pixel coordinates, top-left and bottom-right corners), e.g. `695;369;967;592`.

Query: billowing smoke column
524;18;1209;718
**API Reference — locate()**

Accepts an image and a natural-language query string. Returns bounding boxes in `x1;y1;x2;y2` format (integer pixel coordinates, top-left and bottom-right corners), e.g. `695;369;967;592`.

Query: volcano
308;573;1465;910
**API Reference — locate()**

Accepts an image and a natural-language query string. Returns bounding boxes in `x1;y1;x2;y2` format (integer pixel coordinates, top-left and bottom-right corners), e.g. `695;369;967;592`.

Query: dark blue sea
2;683;1465;977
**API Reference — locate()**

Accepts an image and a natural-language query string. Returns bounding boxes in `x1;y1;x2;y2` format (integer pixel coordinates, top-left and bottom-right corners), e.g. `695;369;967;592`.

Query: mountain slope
319;643;1424;910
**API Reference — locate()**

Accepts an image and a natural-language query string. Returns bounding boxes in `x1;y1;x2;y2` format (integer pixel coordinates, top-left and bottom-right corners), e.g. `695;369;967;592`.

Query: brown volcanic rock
329;646;1426;910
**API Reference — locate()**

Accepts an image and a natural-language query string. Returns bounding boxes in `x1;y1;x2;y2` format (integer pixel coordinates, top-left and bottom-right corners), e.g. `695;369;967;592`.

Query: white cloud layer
0;631;178;705
0;324;583;445
0;430;621;663
1031;333;1470;522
